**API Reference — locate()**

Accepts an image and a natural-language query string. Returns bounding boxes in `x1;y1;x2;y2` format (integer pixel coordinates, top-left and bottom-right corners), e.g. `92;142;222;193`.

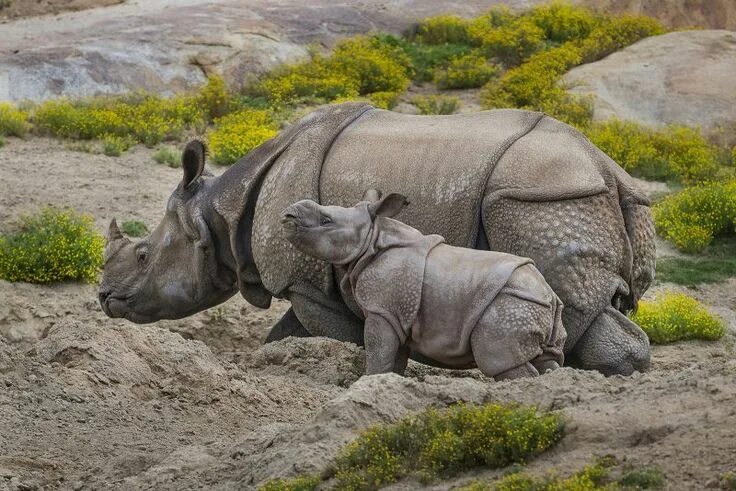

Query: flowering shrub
481;43;583;109
32;93;205;146
475;18;546;66
413;14;475;45
333;403;563;489
208;109;279;165
0;102;30;137
0;208;104;283
632;292;725;344
412;94;461;115
254;36;411;106
653;181;736;253
578;15;665;63
434;51;497;89
526;2;598;43
585;120;721;184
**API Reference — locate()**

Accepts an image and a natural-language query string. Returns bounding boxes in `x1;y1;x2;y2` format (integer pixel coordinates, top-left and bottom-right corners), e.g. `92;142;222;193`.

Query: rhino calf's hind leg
572;306;650;376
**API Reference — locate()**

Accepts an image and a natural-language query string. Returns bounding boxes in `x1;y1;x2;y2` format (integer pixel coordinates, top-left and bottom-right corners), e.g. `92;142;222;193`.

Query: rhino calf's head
99;141;238;323
281;189;409;264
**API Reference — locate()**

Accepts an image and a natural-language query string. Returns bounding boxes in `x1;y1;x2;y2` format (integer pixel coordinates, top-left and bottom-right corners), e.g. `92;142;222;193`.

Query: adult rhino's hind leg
572;307;650;376
483;192;650;376
264;308;312;343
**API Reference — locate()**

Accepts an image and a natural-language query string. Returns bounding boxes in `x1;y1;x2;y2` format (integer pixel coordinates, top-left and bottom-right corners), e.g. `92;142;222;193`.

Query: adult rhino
99;102;655;376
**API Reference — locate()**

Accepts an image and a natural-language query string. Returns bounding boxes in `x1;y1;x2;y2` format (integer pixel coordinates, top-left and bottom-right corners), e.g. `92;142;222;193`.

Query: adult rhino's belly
320;109;542;247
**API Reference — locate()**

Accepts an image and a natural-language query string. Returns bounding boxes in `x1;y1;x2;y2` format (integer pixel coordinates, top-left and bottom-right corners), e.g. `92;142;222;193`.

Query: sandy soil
0;136;735;490
0;0;123;20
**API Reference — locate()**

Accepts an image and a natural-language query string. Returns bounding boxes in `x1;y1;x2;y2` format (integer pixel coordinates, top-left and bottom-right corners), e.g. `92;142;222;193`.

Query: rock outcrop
565;30;736;129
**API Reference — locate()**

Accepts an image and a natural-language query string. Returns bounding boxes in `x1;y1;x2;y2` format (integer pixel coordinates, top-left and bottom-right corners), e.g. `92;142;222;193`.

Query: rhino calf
281;191;566;380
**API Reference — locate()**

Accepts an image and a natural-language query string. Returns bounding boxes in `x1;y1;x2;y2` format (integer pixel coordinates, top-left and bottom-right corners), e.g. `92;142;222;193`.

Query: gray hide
281;195;566;380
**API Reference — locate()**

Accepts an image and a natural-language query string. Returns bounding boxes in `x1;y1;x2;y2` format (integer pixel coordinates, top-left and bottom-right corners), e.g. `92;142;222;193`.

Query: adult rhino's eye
320;216;332;225
137;249;148;265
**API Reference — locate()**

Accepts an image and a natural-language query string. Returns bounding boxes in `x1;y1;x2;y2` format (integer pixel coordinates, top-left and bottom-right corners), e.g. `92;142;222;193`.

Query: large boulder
564;30;736;129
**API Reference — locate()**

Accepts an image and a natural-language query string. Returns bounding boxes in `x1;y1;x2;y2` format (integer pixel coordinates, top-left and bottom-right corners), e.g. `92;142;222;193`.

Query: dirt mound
565;30;736;129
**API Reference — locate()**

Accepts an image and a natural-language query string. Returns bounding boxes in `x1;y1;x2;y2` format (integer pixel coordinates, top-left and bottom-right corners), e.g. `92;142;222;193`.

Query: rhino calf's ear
368;193;409;218
181;139;207;189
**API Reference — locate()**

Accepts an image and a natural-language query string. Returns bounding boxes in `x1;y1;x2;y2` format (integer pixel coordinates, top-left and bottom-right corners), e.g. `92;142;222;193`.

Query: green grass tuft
152;146;181;168
656;238;736;286
0;208;104;284
412;94;461;115
121;220;148;238
632;291;725;344
618;467;665;489
258;474;321;491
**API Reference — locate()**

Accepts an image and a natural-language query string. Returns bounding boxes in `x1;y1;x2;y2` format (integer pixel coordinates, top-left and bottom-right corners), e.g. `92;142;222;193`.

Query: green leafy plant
459;460;664;490
618;466;665;489
121;220;148;238
412;94;461;115
0;135;5;148
632;291;725;344
0;208;104;283
412;14;476;45
332;403;563;489
653;181;736;253
434;51;497;89
208;109;279;165
723;471;736;491
254;36;411;107
585;120;721;184
0;102;30;137
152;146;180;168
258;474;321;491
102;134;133;157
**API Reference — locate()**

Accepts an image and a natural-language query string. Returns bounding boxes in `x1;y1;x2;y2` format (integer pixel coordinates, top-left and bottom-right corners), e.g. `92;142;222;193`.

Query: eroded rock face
578;0;736;31
564;30;736;129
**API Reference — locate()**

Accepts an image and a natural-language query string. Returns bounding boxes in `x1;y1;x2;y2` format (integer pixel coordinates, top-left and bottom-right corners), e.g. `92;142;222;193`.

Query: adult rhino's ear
361;189;382;202
181;139;207;189
107;218;124;242
368;193;409;218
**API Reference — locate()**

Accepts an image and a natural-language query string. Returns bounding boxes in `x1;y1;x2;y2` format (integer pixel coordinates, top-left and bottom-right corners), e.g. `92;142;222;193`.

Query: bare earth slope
0;137;735;490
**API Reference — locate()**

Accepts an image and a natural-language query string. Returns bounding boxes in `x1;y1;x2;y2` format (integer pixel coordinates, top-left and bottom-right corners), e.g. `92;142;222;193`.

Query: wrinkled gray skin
100;103;656;376
281;193;567;380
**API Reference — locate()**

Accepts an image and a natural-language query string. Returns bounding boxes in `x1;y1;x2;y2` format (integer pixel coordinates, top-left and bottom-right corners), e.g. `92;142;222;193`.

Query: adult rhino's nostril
98;289;112;305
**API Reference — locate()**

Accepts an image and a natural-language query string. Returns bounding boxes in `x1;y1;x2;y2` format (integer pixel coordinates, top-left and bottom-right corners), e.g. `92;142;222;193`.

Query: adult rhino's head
99;141;238;323
281;189;409;264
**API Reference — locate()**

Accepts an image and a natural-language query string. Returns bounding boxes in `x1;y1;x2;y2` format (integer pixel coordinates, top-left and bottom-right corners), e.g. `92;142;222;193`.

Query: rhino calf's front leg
364;315;402;375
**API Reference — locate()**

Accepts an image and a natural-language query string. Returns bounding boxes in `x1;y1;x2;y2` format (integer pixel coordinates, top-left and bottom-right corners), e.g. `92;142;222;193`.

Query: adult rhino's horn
107;219;125;242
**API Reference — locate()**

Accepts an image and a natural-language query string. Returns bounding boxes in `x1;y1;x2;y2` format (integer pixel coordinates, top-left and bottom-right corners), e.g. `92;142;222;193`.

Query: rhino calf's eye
320;216;332;225
137;250;148;264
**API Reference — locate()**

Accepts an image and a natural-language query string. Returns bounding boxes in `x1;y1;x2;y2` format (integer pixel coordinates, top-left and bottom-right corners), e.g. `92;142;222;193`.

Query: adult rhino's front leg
265;282;365;345
264;307;312;343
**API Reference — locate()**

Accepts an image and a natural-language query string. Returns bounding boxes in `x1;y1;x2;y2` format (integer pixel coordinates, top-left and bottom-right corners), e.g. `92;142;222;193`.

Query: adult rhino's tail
613;165;656;313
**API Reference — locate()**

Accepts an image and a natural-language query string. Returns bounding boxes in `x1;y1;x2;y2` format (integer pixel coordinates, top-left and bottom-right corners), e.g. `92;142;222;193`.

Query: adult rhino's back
320;109;615;247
